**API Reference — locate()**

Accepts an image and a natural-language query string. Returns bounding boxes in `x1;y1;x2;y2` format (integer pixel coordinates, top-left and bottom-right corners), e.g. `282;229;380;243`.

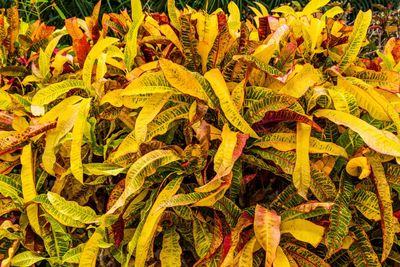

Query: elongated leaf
314;109;400;157
0;121;56;155
32;79;85;108
339;10;372;71
21;144;41;235
62;244;85;264
131;0;143;26
354;69;400;92
254;133;348;158
352;190;380;221
83;37;119;90
193;217;213;258
135;93;171;143
368;156;394;262
125;15;144;71
238;236;258;267
78;228;104;267
254;205;281;267
205;69;258;138
47;192;99;224
180;14;200;71
160;59;211;103
146;103;190;140
34;194;85;228
160;226;182;267
83;163;125;176
167;0;180;31
280;219;324;247
0;174;23;207
273;246;290;267
135;177;183;266
293;123;311;198
283;243;329;267
71;98;91;183
11;251;46;267
108;150;180;213
348;225;380;267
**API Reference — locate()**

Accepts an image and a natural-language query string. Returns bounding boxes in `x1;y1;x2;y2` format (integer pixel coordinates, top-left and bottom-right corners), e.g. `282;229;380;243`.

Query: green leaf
283;243;329;267
108;149;181;213
352;190;381;221
135;177;183;266
47;192;99;224
314;109;400;157
160;225;182;266
348;225;381;267
368;156;394;262
338;10;372;71
62;244;85;264
31;79;85;107
124;15;145;71
33;194;85;228
0;174;23;207
11;251;46;267
193;217;213;258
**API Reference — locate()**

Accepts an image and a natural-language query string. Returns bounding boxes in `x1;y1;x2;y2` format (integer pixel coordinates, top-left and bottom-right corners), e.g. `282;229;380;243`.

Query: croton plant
0;0;399;266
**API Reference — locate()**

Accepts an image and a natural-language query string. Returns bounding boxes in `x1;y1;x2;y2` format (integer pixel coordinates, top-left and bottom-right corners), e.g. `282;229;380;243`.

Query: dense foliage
0;0;399;266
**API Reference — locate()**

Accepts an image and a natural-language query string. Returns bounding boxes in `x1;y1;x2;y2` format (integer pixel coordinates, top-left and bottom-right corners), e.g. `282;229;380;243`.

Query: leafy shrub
0;0;400;266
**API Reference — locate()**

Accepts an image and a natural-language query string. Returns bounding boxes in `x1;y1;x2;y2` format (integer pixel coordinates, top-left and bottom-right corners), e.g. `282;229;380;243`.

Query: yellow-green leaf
167;0;180;31
314;109;400;157
281;219;325;247
160;226;182;267
47;192;99;224
135;177;183;267
368;156;394;262
214;124;237;178
124;15;145;71
254;205;281;267
12;251;46;267
352;190;381;221
78;228;103;267
339;10;372;71
205;69;258;138
108;150;181;213
238;236;258;267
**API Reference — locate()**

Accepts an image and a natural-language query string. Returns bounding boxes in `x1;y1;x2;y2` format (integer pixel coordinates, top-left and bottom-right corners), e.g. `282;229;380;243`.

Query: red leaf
65;17;91;67
111;216;125;248
232;133;249;162
258;16;271;41
253;109;323;132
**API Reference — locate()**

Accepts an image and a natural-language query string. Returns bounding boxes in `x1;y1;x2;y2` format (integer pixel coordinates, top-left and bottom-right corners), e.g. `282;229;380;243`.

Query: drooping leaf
348;225;381;267
314;109;400;157
160;226;182;267
78;227;104;267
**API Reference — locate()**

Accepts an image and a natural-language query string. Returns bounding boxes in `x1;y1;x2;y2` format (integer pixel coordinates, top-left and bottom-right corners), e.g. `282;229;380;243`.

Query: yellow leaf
293;123;311;199
227;2;241;37
160;226;182;267
214;124;237;178
167;0;180;31
279;64;321;98
131;0;143;26
78;228;103;267
254;205;281;267
314;109;400;157
302;0;330;16
281;219;325;247
159;24;183;52
83;37;119;90
21;143;41;235
124;15;144;71
273;246;290;267
159;59;211;104
71;98;91;183
238;237;258;267
346;157;371;179
204;69;258;138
